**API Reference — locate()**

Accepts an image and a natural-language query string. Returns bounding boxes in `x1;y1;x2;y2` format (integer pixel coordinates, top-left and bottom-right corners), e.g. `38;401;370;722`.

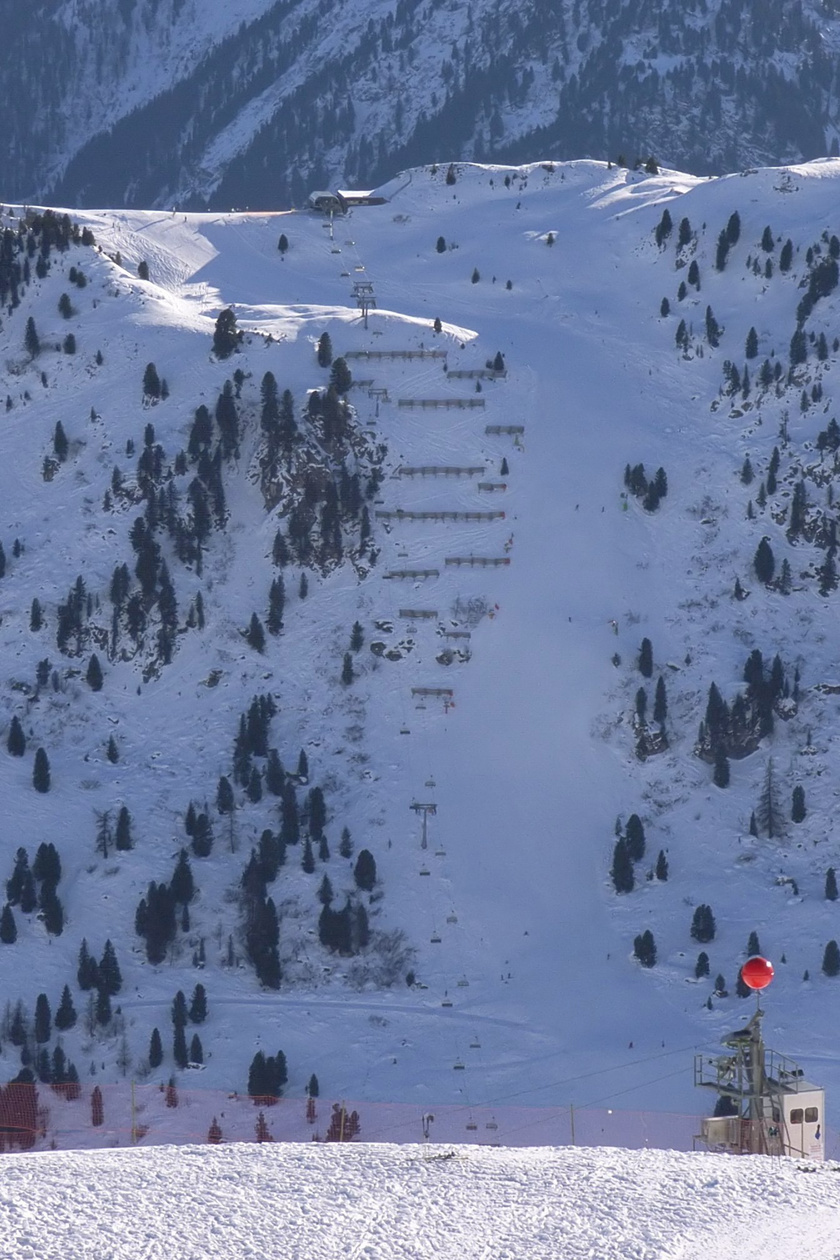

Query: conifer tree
77;939;98;990
635;687;647;722
173;1023;188;1069
653;676;667;725
791;785;806;823
826;867;838;901
35;993;52;1044
715;231;729;271
247;766;263;803
354;849;377;891
192;812;214;858
190;983;207;1024
267;576;285;635
753;537;775;584
705;306;721;347
54;984;76;1030
85;652;103;690
33;747;50;792
329;357;352;395
691;904;716;943
216;775;234;816
316;332;333;367
633;929;657;967
142;362;161;399
7;715;26;756
695;951;710;978
247;613;266;653
341;652;354;685
115;805;133;851
91;1085;104;1127
189;1034;203;1065
638;637;653;678
625;814;646;862
655;850;669;881
25;316;40;357
208;1116;223;1143
822;940;840;977
149;1027;163;1068
746;930;761;957
212;308;241;359
99;940;122;994
53;420;69;461
654;208;673;246
611;838;634;893
0;903;17;943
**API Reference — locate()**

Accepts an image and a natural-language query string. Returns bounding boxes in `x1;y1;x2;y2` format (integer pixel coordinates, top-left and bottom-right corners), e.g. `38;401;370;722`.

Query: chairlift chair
446;913;458;924
465;1119;478;1131
430;932;442;943
469;1037;481;1049
457;976;469;988
419;866;431;876
453;1059;465;1070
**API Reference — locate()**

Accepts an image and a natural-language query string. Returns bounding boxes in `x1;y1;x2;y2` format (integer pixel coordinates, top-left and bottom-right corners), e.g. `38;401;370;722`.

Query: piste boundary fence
2;1082;839;1159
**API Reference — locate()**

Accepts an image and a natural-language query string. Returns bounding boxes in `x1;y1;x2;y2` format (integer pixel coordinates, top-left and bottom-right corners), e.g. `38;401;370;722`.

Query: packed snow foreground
2;1141;840;1260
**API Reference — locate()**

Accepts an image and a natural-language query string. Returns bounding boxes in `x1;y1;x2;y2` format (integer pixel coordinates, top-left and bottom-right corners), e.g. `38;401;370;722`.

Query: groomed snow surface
2;1141;840;1260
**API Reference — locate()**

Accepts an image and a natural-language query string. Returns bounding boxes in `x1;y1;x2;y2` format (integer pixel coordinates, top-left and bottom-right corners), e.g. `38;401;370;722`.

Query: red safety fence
2;1081;838;1159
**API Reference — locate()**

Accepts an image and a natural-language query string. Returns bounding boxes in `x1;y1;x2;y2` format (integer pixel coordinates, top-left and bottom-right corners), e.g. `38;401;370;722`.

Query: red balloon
741;956;774;990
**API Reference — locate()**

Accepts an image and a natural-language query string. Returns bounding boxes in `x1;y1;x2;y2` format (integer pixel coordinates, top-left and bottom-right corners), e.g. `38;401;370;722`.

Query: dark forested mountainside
4;0;840;211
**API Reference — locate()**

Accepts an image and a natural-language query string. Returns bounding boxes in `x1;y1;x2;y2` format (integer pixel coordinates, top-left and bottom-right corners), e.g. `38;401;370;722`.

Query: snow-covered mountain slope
4;159;840;1148
3;1140;840;1260
6;0;840;209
